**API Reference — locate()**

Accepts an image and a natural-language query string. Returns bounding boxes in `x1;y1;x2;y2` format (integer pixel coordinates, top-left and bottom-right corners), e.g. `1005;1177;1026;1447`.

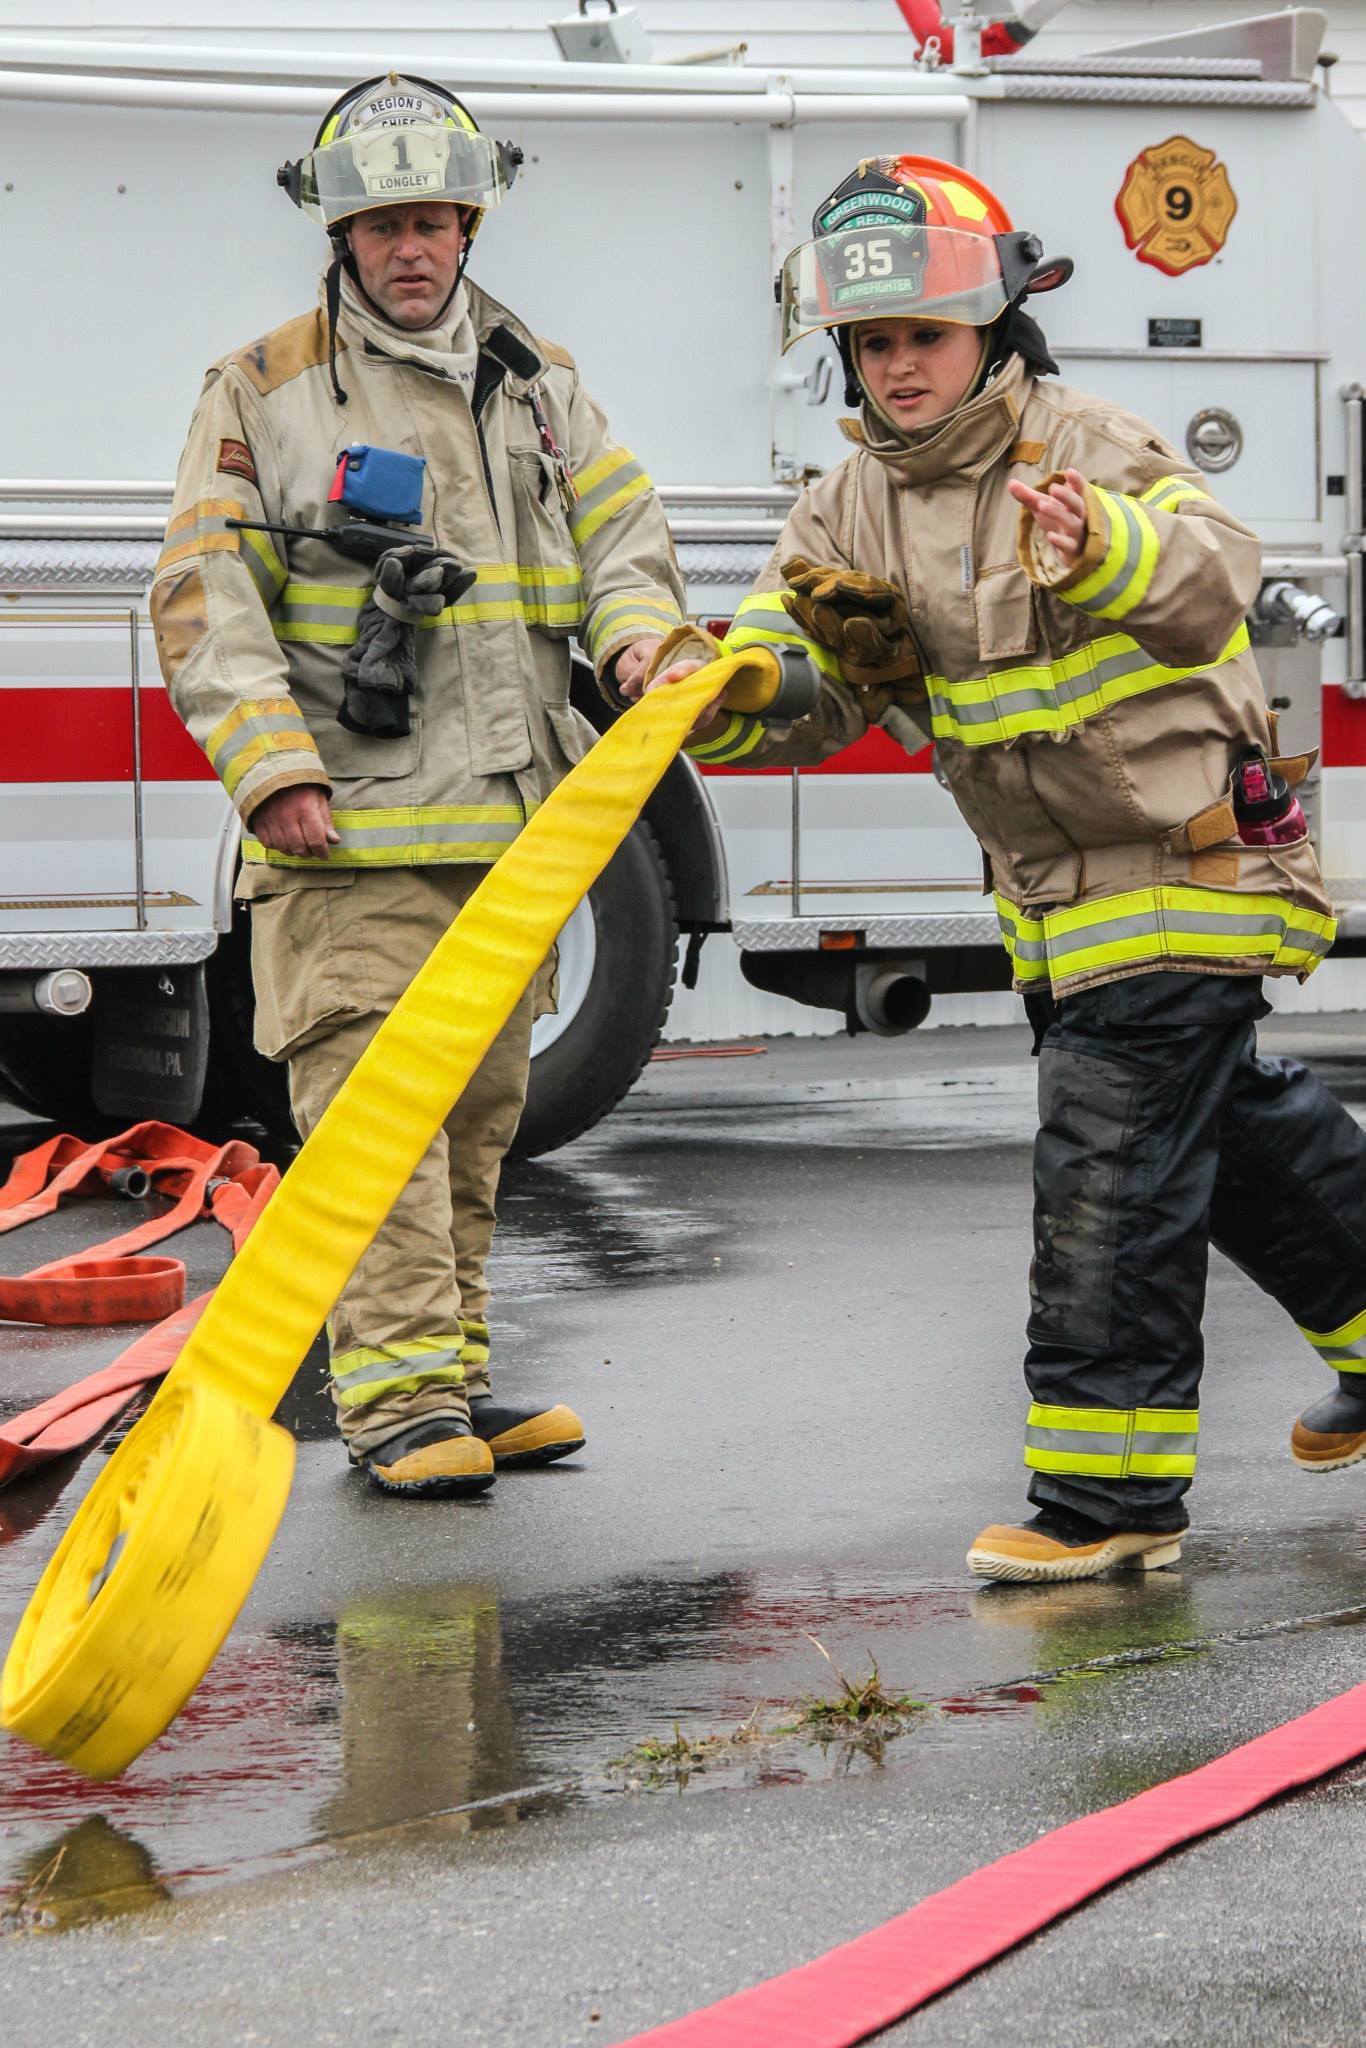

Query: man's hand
1008;467;1088;566
249;785;340;859
614;636;665;703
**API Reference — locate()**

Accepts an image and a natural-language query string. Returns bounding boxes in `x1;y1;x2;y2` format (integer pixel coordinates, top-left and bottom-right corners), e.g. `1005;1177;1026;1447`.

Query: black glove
338;545;476;739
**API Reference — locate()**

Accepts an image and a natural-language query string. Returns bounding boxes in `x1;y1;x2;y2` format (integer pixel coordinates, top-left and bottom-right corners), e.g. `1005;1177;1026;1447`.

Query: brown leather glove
780;557;924;691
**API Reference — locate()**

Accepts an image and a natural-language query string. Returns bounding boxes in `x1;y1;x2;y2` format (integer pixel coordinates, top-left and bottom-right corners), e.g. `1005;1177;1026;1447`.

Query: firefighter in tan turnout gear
641;155;1366;1580
153;75;685;1498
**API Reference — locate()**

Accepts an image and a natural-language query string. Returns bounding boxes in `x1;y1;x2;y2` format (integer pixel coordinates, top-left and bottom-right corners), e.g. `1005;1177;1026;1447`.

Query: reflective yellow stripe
1139;474;1210;512
686;713;766;765
569;472;651;547
586;594;683;661
242;801;529;868
205;697;318;797
1299;1302;1366;1368
1024;1402;1199;1478
165;497;247;538
1063;486;1160;623
928;623;1250;747
726;592;842;681
996;886;1337;991
572;449;635;499
239;526;287;596
331;1334;466;1410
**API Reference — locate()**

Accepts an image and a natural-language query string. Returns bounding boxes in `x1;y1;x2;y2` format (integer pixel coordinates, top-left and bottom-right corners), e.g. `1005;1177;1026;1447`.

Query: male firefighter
152;75;685;1498
639;155;1366;1581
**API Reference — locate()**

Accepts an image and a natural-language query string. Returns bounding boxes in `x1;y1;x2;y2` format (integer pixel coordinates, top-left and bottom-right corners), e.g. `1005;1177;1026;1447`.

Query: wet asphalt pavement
1;1015;1365;2046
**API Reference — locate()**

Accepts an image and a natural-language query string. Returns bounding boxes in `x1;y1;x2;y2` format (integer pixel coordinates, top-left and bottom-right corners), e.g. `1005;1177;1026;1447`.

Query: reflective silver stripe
212;711;311;777
569;457;645;535
1045;905;1290;962
331;1346;464;1394
1069;492;1145;619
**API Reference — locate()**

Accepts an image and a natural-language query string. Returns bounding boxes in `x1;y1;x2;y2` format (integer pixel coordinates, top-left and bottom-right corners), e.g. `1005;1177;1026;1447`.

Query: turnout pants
249;866;538;1455
1023;971;1366;1530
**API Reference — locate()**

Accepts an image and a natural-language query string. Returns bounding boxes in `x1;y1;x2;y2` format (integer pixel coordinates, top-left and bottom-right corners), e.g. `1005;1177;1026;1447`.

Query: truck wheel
513;822;678;1158
200;821;678;1156
201;914;293;1138
0;1013;100;1128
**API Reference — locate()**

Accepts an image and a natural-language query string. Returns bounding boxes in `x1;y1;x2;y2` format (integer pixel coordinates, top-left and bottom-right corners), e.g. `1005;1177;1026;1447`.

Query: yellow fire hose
0;657;757;1779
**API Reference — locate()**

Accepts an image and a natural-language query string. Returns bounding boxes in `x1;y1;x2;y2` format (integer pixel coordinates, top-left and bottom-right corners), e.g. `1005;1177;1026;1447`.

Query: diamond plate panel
0;930;218;970
732;914;1001;952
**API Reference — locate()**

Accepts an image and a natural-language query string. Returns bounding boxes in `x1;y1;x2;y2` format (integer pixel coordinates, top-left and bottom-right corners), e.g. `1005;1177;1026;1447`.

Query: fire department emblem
1114;136;1237;277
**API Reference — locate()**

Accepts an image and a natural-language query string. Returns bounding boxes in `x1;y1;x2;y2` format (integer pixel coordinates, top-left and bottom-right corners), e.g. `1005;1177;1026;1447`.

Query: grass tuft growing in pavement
608;1640;926;1791
791;1635;925;1732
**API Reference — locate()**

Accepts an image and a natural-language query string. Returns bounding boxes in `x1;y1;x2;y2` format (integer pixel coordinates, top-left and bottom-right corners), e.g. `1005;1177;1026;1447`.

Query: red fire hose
0;1123;279;1485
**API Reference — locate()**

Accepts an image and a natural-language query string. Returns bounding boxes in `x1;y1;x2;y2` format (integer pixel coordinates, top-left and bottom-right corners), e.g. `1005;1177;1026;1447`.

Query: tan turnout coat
152;277;684;894
704;354;1334;997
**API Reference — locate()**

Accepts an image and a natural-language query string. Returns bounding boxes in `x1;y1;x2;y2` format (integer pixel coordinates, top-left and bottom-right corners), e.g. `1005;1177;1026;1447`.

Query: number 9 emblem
1115;135;1237;276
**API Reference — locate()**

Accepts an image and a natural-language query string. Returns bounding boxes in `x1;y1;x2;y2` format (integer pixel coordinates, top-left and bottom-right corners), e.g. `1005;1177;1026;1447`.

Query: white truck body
2;9;1365;1133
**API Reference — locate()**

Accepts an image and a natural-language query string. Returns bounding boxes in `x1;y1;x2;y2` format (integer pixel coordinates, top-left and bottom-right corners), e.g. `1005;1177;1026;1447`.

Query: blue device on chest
328;445;427;526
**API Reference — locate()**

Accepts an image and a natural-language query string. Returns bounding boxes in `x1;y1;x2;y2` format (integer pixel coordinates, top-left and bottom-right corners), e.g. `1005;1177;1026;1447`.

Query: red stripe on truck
1320;685;1366;768
0;689;214;783
699;727;932;777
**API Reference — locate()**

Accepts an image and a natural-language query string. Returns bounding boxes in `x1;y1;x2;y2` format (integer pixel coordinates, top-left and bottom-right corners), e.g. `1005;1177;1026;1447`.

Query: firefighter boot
967;1507;1185;1583
459;1318;586;1467
468;1395;586;1466
357;1418;497;1499
1290;1373;1366;1472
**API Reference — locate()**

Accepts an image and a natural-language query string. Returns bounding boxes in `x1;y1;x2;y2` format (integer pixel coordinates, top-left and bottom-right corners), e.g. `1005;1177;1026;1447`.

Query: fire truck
2;8;1364;1152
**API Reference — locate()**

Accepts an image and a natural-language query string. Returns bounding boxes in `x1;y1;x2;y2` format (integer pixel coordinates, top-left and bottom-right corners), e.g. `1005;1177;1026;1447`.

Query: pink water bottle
1233;749;1307;847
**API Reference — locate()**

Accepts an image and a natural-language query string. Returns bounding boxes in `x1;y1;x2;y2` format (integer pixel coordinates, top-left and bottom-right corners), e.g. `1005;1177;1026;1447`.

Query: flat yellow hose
1;658;748;1778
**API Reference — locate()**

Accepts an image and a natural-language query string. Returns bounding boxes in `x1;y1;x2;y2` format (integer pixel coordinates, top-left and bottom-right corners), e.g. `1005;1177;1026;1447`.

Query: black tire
201;911;294;1137
0;1012;100;1128
196;822;677;1155
513;821;677;1158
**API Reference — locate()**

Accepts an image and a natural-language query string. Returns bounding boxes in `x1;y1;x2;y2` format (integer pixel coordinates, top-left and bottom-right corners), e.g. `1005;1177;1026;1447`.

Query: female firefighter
632;156;1366;1582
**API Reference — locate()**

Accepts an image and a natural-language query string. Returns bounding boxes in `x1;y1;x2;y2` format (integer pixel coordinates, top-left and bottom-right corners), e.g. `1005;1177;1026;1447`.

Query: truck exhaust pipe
740;952;933;1035
854;964;933;1036
0;969;93;1017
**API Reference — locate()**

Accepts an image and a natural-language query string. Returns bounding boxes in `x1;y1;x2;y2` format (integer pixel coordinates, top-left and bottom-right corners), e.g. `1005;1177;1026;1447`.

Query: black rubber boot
468;1394;585;1467
1291;1373;1366;1472
356;1416;496;1498
968;1505;1186;1583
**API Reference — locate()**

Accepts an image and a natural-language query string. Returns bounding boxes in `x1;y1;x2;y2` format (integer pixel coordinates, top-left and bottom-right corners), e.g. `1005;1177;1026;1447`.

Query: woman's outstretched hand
1008;466;1088;566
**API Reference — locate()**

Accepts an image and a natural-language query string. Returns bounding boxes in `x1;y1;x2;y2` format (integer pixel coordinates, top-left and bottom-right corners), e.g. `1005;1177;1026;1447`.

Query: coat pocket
510;451;583;641
974;565;1037;662
545;702;595;769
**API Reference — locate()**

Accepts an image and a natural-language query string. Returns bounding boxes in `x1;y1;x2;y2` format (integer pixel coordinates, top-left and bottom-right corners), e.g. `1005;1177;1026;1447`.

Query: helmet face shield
296;125;512;228
780;224;1008;352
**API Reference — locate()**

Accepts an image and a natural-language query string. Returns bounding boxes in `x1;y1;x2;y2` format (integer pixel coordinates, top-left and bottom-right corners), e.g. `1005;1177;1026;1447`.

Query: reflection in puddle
3;1554;1365;1932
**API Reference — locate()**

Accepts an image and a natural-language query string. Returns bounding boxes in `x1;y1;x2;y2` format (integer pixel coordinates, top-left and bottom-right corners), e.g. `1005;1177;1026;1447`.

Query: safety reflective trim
330;1334;466;1410
459;1317;490;1367
1024;1402;1199;1478
1063;487;1160;623
926;623;1250;747
242;801;528;868
995;887;1336;989
1139;474;1210;513
726;592;843;681
686;712;766;765
155;497;248;571
205;697;319;797
425;561;584;630
585;593;684;662
271;563;586;642
1299;1303;1366;1369
569;459;652;549
239;527;288;604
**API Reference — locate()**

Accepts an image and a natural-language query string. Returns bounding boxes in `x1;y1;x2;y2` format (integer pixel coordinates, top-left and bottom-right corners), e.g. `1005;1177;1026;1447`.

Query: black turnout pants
1021;971;1366;1531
